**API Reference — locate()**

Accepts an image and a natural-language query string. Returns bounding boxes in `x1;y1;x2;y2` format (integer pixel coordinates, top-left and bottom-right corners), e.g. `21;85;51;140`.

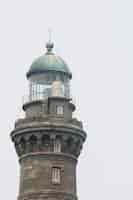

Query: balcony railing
23;93;74;104
22;92;48;104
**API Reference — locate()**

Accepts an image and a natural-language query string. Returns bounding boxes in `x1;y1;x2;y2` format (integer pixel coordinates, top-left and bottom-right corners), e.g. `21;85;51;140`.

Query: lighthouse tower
11;41;86;200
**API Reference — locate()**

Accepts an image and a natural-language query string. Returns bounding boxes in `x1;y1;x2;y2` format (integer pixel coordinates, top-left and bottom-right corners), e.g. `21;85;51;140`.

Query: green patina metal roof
26;42;72;79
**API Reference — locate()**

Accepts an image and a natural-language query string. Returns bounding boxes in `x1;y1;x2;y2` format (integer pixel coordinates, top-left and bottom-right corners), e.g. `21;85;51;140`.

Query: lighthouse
11;41;86;200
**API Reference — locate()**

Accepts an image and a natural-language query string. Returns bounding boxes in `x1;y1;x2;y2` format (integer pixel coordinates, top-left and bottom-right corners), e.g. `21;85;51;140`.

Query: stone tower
11;41;87;200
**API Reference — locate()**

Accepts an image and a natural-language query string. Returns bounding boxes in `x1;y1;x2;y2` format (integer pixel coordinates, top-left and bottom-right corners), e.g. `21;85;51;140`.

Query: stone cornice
18;190;77;200
19;152;77;163
11;122;86;141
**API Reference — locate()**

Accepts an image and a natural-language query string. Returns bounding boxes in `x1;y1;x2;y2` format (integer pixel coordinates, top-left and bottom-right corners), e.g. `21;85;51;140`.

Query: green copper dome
26;42;72;79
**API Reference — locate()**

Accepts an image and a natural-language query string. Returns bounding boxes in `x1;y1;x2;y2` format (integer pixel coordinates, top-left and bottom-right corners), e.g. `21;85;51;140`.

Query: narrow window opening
56;105;64;115
53;139;61;153
52;167;61;184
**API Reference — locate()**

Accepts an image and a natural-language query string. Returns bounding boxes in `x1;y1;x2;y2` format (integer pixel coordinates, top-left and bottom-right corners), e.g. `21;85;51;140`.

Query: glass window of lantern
64;82;70;98
52;167;61;184
30;83;37;100
28;73;71;102
52;72;56;81
60;73;64;82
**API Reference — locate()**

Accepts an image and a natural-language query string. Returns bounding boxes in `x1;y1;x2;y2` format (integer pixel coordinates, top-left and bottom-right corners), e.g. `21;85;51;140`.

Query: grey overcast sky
0;0;133;199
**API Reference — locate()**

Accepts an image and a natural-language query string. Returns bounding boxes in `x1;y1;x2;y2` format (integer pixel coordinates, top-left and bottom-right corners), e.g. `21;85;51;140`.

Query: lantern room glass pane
28;72;71;102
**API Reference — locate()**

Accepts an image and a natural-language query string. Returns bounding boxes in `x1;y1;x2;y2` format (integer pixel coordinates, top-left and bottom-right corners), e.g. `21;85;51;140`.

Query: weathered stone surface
11;75;86;200
19;154;77;196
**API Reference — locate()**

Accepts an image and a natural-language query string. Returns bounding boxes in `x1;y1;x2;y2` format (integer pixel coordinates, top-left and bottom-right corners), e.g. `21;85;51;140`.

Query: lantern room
26;42;72;102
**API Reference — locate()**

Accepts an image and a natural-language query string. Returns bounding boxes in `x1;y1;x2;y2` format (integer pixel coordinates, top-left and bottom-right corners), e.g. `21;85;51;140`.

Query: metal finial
48;28;52;43
46;28;54;53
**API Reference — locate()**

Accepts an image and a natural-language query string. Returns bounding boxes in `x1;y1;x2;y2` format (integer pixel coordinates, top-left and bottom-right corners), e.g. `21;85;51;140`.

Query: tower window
53;139;61;153
56;105;64;115
52;167;61;184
